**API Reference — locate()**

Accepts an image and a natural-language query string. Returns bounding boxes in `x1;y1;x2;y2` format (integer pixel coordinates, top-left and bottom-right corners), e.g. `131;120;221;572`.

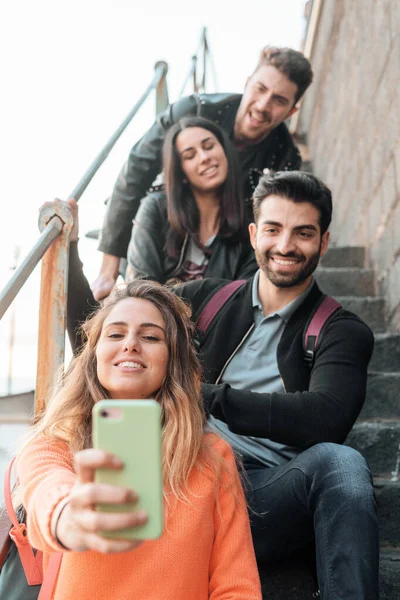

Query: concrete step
315;268;375;297
362;373;400;420
375;478;400;547
335;296;386;332
320;247;366;269
258;555;316;599
345;420;400;476
370;334;400;372
258;548;400;599
380;549;400;600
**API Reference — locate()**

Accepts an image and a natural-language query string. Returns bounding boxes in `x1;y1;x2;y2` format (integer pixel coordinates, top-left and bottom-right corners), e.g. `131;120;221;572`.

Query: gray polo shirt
209;271;314;468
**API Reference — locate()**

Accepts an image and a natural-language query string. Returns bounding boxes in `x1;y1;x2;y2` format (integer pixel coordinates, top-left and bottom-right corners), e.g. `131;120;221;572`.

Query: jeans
244;443;379;600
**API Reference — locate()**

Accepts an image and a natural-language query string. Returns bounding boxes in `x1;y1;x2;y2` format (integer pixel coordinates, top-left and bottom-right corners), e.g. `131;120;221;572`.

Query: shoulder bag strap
5;457;44;585
38;552;63;600
4;457;63;593
4;457;18;528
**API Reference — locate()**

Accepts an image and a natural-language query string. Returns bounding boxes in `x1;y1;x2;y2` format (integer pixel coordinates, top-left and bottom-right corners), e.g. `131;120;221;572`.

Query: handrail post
192;55;198;93
35;202;74;414
155;61;169;116
202;27;208;92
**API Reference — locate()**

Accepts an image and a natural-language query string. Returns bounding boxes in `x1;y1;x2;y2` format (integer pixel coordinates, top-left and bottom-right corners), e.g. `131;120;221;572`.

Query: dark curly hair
253;170;332;234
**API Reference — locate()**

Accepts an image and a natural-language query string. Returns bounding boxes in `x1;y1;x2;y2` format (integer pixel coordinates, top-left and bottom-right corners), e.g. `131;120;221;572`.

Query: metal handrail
180;55;198;97
0;217;63;321
70;61;168;202
1;61;170;411
35;202;74;413
179;27;217;97
0;62;169;324
200;27;208;92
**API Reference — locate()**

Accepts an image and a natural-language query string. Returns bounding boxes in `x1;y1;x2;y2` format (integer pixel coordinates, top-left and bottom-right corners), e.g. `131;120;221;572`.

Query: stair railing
0;61;169;414
179;26;218;97
69;61;168;202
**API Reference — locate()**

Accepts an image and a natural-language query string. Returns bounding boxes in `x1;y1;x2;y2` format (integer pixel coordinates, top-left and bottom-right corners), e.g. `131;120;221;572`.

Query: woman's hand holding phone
55;448;148;554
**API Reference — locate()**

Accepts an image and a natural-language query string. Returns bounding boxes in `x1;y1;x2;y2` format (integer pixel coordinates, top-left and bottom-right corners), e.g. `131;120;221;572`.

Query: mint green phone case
92;399;163;540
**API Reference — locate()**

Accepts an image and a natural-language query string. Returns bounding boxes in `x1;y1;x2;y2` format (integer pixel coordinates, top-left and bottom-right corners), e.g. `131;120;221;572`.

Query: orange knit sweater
17;434;262;600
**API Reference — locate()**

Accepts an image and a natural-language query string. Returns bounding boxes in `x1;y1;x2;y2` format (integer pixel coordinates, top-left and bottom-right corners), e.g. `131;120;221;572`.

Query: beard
255;246;321;288
234;108;273;146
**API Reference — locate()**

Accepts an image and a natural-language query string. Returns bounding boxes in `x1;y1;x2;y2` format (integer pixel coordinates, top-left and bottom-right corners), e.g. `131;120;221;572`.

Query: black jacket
174;277;374;449
99;93;301;258
67;249;372;451
127;191;258;283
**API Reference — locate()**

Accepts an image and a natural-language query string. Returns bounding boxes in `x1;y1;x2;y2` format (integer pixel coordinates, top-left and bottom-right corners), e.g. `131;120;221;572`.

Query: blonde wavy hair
22;280;224;502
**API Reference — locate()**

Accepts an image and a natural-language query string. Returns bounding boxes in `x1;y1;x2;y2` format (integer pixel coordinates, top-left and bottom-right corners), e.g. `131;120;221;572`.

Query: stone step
362;373;400;419
370;334;400;372
380;549;400;600
375;478;400;547
320;246;366;269
335;296;386;332
345;420;400;476
258;556;316;599
315;268;375;297
258;548;400;599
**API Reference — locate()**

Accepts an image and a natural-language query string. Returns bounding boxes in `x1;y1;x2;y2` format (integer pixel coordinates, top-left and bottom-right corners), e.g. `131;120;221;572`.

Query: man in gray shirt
210;270;313;468
176;171;378;600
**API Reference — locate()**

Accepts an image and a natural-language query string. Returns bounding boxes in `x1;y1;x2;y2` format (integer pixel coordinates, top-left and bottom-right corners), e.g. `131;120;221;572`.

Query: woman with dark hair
126;116;257;284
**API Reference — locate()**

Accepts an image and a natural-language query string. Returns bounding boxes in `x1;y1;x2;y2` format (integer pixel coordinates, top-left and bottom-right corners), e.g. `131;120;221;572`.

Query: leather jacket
126;191;258;283
99;93;302;258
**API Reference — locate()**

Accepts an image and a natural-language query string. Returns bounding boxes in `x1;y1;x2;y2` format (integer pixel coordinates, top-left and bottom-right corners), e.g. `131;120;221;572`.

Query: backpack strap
196;284;341;370
304;296;342;368
197;280;246;333
4;458;63;594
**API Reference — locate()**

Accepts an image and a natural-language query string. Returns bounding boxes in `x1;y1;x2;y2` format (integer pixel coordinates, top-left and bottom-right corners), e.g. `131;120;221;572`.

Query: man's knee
300;442;375;501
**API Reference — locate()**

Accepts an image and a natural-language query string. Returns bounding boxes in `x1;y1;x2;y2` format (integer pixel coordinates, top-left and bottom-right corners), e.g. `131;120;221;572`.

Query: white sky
0;0;307;395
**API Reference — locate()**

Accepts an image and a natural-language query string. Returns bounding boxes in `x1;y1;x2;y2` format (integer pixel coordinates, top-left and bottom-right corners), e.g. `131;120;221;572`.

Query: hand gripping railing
0;62;169;414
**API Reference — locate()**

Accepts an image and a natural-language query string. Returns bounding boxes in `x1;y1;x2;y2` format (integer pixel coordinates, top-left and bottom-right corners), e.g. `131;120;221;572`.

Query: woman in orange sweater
16;280;262;600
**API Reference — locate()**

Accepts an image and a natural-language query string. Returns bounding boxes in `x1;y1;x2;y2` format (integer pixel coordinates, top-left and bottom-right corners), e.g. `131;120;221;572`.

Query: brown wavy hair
20;280;226;502
255;46;313;104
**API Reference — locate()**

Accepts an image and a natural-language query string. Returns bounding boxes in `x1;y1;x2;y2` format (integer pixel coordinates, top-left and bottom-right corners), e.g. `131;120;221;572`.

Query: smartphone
92;399;163;540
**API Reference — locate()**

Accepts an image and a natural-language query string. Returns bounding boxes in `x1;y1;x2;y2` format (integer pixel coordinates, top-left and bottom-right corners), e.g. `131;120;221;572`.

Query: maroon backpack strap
197;280;246;333
304;296;342;367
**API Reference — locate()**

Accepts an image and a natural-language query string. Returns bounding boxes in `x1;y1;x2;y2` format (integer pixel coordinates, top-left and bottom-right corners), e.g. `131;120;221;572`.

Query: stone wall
297;0;400;330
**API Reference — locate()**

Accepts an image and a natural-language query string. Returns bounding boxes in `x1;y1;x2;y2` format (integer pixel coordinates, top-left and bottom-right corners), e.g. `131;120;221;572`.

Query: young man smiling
175;171;379;599
233;61;299;148
94;47;313;301
249;186;329;297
